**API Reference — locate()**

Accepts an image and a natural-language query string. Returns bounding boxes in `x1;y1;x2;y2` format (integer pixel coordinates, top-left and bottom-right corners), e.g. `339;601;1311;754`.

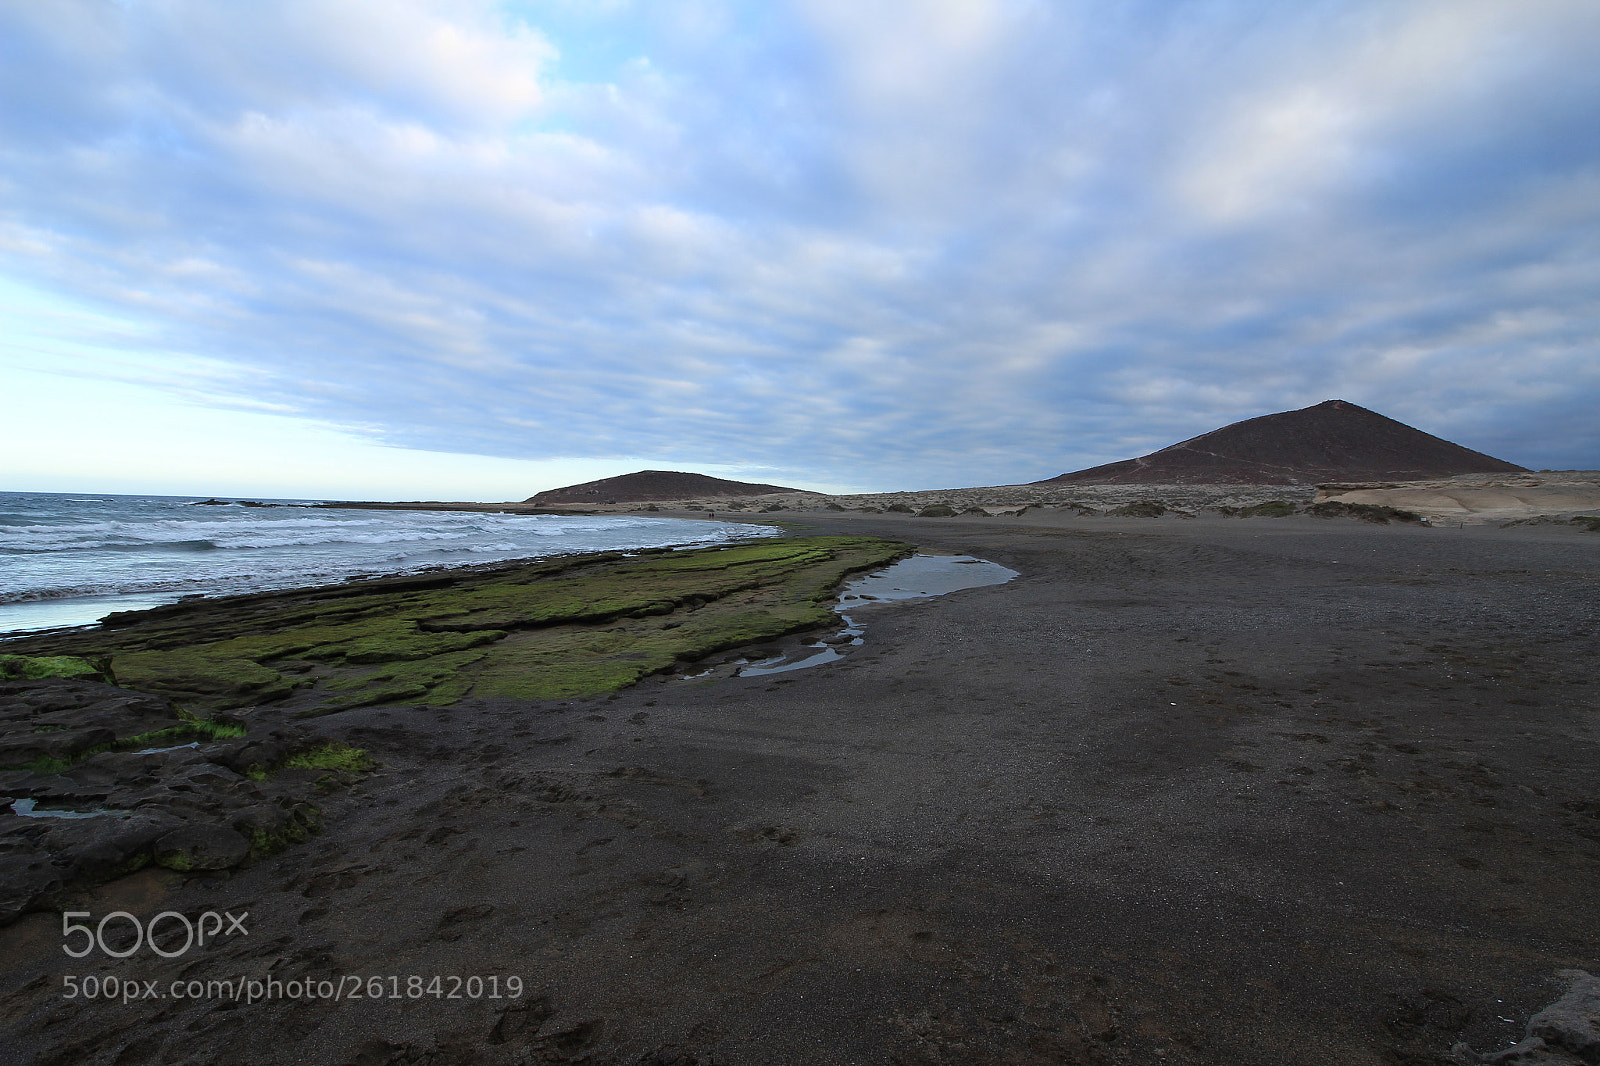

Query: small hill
1038;400;1527;486
529;470;815;504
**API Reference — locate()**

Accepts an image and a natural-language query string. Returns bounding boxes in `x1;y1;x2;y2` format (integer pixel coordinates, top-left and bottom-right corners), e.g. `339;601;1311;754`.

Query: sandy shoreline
1;513;1597;1064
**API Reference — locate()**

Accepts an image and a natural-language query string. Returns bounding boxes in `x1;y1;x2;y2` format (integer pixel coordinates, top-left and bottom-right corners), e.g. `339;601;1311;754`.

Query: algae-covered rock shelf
1;536;913;713
0;677;365;924
0;536;906;922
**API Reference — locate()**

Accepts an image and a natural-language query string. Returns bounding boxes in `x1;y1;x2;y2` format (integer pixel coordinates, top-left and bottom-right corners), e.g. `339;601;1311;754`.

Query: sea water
0;492;776;635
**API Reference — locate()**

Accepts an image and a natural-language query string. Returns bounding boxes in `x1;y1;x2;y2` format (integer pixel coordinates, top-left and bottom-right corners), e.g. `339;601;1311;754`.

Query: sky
2;0;1597;500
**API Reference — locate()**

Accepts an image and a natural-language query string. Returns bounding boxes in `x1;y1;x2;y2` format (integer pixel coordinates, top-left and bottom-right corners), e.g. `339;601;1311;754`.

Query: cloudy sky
2;0;1597;499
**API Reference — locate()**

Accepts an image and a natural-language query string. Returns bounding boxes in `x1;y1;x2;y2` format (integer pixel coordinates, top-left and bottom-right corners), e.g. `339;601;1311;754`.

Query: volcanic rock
1452;970;1600;1065
1039;400;1527;486
528;470;815;504
0;678;354;923
154;824;251;871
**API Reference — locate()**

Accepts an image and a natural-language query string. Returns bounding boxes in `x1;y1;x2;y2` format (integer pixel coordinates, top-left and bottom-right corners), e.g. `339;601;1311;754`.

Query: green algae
115;852;152;877
244;806;323;861
457;656;646;701
155;850;197;873
3;536;913;711
113;649;296;706
161;796;327;870
108;620;506;707
246;821;311;861
307;648;493;713
132;718;248;744
0;654;111;683
283;740;373;774
315;627;504;664
411;542;836;632
405;542;898;702
2;717;250;774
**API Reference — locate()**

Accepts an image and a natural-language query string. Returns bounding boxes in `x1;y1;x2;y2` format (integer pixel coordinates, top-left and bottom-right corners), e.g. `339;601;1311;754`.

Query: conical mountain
1037;400;1527;486
529;470;814;504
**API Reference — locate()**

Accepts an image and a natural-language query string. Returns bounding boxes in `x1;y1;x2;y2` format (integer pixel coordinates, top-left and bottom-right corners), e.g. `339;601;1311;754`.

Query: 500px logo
61;910;248;959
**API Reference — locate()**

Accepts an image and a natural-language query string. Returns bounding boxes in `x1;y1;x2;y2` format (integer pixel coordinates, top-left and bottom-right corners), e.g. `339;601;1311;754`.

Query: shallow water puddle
130;741;200;755
732;554;1016;678
736;645;846;678
10;797;130;820
834;553;1019;606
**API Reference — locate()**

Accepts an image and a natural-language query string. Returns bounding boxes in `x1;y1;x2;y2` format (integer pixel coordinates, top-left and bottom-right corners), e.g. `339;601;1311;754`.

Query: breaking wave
0;492;775;632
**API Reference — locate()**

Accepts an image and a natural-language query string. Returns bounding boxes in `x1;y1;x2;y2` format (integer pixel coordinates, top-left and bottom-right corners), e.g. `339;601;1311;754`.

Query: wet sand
2;512;1597;1065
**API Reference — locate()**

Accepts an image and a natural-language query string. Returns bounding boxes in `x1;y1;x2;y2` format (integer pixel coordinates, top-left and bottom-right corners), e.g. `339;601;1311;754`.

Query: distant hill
528;470;815;504
1037;400;1527;486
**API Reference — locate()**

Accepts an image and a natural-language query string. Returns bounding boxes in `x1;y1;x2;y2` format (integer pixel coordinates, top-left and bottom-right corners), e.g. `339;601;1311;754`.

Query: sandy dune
526;471;1600;527
1315;472;1600;524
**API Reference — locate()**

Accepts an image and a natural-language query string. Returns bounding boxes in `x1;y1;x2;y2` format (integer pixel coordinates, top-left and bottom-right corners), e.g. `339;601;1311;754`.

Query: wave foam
0;498;776;620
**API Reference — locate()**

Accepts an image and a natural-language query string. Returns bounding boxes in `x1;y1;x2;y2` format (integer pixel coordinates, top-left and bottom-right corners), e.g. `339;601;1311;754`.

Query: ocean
0;492;776;635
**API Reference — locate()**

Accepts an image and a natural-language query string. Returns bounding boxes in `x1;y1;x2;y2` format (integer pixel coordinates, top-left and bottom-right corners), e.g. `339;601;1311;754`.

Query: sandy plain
1;508;1597;1065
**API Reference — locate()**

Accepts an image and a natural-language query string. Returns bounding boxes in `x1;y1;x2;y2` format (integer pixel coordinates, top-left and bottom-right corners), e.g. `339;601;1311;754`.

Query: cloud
1171;0;1600;224
1;0;1597;497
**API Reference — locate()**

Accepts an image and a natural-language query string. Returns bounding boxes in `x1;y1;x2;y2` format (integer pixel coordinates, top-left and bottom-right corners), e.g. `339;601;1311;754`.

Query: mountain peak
528;470;814;504
1037;401;1526;486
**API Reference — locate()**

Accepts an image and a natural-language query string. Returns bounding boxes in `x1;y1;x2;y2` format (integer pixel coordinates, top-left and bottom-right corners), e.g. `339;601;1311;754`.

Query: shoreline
315;500;600;515
0;511;781;640
0;534;913;709
1;514;1597;1064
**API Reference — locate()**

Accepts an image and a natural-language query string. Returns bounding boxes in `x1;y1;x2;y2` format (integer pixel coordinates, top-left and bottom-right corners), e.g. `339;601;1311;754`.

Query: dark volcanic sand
2;514;1597;1065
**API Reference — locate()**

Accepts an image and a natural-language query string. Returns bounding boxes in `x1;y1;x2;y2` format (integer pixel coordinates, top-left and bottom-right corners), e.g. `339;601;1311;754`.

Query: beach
1;510;1597;1064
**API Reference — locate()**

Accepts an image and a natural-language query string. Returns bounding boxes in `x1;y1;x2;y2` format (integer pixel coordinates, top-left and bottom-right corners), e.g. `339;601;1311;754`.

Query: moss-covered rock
6;536;913;711
235;803;319;860
0;714;247;774
283;741;373;773
153;825;250;872
0;654;110;682
112;650;294;706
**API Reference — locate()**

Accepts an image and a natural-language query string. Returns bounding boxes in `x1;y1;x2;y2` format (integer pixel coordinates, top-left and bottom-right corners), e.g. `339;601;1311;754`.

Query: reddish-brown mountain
528;470;814;504
1037;400;1527;486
